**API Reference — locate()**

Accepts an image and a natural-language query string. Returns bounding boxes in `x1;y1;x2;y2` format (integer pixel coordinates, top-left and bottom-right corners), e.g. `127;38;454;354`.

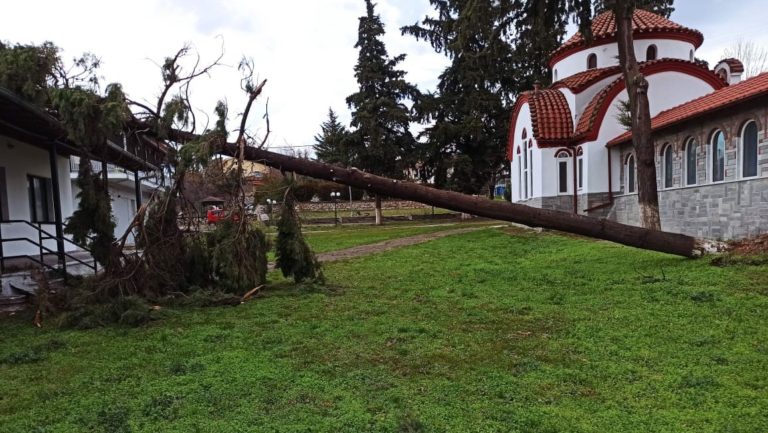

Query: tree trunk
374;194;382;225
217;142;710;258
613;2;662;230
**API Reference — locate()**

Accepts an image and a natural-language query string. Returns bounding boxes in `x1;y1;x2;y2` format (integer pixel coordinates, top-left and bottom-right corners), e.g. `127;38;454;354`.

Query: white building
0;86;166;281
507;9;768;239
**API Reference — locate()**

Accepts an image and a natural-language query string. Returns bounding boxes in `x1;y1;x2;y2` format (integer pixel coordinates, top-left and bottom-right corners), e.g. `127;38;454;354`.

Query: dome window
646;44;657;61
587;53;597;70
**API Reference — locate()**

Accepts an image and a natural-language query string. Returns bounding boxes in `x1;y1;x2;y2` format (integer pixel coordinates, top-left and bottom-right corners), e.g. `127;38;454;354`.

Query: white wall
510;103;532;202
553;39;696;81
583;71;718;193
0;136;75;257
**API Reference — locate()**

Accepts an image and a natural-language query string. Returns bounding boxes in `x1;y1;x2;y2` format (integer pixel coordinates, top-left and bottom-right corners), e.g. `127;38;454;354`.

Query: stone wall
609;178;768;239
610;101;768;239
296;200;430;213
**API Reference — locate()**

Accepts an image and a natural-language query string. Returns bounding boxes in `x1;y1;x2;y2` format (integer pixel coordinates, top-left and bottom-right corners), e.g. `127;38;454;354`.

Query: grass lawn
1;226;767;432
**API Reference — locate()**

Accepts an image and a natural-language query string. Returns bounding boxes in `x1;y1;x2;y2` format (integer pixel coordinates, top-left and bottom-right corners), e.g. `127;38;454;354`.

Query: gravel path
269;225;503;269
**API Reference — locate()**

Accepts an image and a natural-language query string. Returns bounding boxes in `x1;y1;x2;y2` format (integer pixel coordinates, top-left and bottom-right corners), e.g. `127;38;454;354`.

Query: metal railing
0;220;98;278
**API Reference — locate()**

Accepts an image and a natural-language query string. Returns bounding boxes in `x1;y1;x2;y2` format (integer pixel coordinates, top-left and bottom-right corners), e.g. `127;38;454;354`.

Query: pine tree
347;0;419;223
402;0;556;195
313;108;351;165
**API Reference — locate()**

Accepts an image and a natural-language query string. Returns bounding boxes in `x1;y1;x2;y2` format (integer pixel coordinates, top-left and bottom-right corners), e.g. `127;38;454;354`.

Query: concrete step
0;294;28;313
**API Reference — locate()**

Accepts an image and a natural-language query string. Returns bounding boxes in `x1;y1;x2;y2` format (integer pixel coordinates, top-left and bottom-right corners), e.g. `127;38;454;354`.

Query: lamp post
266;198;276;226
331;191;341;225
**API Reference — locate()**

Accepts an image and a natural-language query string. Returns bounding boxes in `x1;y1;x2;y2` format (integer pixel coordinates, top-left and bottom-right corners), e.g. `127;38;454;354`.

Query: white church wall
585;71;719;193
552;38;696;81
510;103;533;203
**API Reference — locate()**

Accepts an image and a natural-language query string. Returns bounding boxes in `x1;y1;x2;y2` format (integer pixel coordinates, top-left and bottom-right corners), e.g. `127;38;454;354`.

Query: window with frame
741;121;758;178
576;147;584;190
626;154;636;193
646;44;657;61
711;130;725;182
516;147;522;199
684;137;698;186
587;53;597;70
527;140;534;198
27;175;54;223
661;144;673;188
0;167;8;221
556;150;570;194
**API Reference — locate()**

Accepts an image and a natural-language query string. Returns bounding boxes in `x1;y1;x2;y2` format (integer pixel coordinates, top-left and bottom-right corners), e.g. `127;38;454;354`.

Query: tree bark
613;2;662;230
216;142;710;258
374;194;382;225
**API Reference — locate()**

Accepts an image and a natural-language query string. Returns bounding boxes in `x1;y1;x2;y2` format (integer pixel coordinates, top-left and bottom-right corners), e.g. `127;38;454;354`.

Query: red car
206;208;241;224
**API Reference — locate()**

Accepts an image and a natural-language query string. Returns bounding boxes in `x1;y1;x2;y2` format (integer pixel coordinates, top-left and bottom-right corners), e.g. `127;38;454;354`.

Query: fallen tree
214;142;714;258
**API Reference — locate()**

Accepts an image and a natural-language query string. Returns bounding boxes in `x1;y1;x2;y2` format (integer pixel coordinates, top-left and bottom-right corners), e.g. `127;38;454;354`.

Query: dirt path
269;225;503;270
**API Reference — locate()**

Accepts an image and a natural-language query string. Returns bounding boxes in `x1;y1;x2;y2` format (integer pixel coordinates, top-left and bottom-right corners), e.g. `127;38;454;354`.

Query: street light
330;191;341;225
266;198;277;226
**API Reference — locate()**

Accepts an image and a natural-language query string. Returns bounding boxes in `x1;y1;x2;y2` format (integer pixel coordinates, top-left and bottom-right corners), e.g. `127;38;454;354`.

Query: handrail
0;237;97;272
2;219;94;254
0;220;98;275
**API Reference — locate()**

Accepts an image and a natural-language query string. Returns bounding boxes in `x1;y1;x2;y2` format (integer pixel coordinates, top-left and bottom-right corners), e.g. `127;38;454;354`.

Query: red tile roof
608;72;768;146
529;89;574;143
716;58;745;73
552;65;622;93
550;9;704;67
506;89;573;159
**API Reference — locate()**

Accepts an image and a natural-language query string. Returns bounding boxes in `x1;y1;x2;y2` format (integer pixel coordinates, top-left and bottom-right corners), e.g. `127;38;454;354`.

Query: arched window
626;154;636;193
576;147;584;190
587;53;597;70
661;144;673;188
556;150;571;194
741;121;759;178
684;137;698;185
516;147;522;199
646;44;657;61
711;130;725;182
527;140;534;198
521;128;527;140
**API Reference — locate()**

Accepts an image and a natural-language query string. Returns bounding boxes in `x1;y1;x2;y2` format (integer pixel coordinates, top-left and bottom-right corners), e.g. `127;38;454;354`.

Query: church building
507;9;768;239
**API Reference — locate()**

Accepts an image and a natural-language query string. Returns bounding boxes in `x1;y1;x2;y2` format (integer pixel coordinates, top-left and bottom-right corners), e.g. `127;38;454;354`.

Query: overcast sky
2;1;766;154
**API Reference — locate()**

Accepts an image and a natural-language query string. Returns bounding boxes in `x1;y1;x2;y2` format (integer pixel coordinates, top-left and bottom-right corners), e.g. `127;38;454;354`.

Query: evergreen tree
347;0;419;222
275;193;322;283
403;0;561;195
313;108;351;165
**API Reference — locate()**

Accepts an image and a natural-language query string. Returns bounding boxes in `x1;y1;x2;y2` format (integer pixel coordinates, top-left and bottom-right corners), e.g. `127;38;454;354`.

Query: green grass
2;227;767;432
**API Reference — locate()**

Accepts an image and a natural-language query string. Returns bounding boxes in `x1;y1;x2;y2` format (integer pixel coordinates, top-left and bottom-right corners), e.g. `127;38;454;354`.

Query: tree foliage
346;0;419;179
314;108;351;166
275;192;322;283
403;0;561;194
65;160;115;266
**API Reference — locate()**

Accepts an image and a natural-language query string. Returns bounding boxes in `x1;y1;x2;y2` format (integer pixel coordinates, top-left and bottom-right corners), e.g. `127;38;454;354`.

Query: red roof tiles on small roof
529;89;574;143
506;89;573;159
608;72;768;146
716;58;745;73
550;9;704;67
